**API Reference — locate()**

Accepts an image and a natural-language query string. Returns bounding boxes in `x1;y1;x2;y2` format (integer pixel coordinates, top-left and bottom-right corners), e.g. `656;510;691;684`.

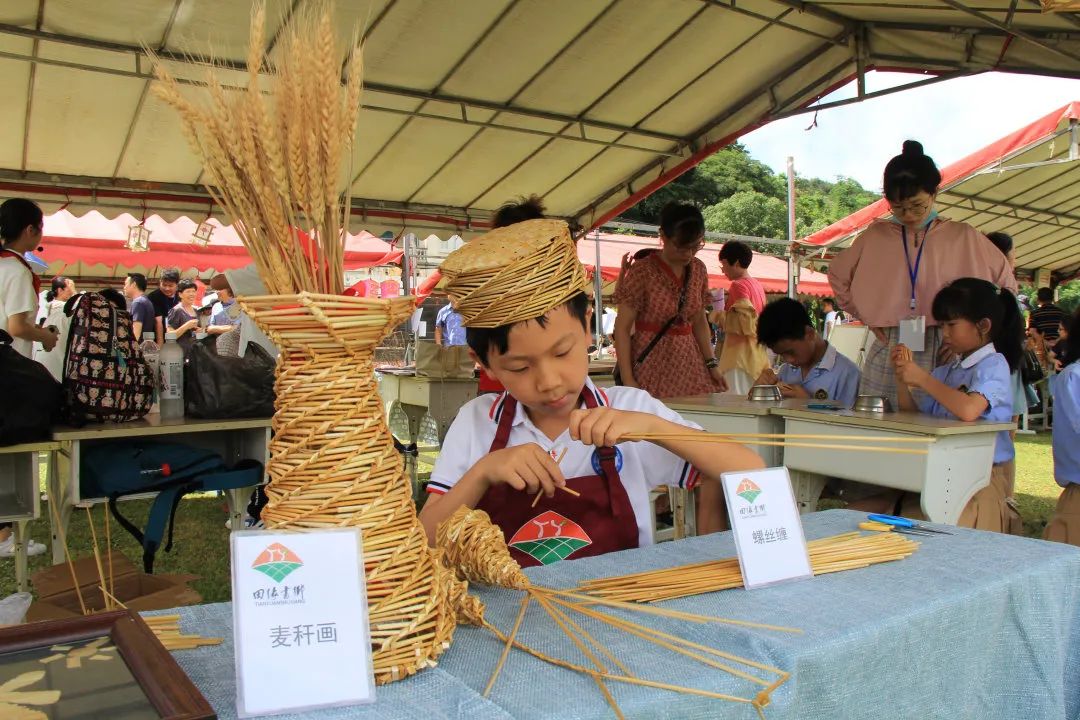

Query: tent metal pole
787;157;797;299
594;231;604;352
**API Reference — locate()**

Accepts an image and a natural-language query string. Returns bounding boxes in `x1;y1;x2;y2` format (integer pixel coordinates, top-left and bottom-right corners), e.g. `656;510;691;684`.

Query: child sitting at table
418;219;764;567
1044;308;1080;546
892;277;1023;534
754;297;861;408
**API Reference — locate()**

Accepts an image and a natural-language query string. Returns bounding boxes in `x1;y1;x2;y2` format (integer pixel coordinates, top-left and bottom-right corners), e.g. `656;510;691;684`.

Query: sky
740;71;1080;192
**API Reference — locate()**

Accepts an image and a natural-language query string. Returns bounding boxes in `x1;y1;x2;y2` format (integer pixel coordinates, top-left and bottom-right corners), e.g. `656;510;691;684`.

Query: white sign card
231;528;375;717
721;467;813;589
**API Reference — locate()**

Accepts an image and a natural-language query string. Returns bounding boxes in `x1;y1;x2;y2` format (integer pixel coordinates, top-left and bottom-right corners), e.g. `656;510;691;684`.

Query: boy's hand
778;382;809;399
709;365;729;391
569;407;659;447
476;443;565;497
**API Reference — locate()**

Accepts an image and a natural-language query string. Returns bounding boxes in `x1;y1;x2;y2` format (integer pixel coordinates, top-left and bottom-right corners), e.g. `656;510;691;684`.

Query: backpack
61;292;155;424
0;329;61;446
81;441;264;572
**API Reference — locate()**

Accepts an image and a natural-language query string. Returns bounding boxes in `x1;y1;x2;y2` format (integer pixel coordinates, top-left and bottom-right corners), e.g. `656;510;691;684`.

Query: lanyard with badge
899;225;928;351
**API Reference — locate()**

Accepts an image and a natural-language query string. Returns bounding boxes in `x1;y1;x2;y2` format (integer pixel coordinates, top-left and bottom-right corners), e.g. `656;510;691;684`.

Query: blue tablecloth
162;510;1080;719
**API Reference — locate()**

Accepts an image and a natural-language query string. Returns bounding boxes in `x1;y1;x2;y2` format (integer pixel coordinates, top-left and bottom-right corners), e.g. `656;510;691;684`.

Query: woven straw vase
238;292;460;683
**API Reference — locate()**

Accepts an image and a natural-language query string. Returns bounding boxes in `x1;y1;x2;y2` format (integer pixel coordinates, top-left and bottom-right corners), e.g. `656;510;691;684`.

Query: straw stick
531;448;577;507
48;496;86;616
483;595;529;698
104;507;114;608
84;507;110;611
623;432;929;455
638;432;934;443
482;621;756;705
530;590;626;720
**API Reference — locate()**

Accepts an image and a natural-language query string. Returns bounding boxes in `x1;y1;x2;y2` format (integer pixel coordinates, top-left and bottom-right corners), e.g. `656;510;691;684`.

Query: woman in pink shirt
828;141;1015;406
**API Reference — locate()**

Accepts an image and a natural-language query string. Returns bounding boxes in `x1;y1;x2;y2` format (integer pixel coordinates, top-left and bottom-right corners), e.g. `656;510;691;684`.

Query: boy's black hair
467;291;591;366
718;240;753;269
883;140;941;203
822;297;835;308
931;277;1024;372
492;195;546;229
757;297;813;348
985;231;1013;256
1037;287;1054;303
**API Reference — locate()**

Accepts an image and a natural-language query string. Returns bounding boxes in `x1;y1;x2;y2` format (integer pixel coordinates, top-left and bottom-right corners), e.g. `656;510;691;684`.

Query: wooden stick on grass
48;497;86;616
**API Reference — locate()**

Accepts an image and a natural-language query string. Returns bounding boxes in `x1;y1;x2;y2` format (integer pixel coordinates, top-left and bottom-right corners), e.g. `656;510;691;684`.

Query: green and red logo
736;478;763;504
252;542;303;583
508;511;592;565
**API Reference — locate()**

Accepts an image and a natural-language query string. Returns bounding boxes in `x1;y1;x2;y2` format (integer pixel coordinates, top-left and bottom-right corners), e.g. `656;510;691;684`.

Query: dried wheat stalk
149;1;362;295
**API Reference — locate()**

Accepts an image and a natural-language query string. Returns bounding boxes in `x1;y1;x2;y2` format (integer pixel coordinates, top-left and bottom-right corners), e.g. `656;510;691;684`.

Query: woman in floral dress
613;203;726;399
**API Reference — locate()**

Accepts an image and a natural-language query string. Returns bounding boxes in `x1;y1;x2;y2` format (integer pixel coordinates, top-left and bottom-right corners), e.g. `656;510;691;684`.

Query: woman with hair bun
34;275;76;380
613;202;726;398
828;140;1016;407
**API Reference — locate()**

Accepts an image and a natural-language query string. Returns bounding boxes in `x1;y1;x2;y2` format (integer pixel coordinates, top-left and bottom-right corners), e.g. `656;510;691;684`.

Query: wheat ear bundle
149;0;362;295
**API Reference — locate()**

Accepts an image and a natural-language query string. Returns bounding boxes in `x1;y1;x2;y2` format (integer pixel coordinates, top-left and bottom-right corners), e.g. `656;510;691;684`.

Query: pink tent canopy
36;210;403;278
577;232;832;296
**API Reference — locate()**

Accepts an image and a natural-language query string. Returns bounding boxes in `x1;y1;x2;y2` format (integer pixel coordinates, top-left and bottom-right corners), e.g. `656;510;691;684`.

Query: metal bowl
748;385;783;402
854;395;891;413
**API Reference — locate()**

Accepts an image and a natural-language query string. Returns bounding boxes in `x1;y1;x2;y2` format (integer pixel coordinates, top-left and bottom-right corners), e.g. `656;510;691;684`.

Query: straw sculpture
579;532;920;603
439;219;591;327
151;3;464;683
436;507;795;719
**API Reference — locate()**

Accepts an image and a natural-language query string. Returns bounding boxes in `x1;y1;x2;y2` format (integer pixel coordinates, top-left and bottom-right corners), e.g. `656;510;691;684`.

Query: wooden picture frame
0;609;215;720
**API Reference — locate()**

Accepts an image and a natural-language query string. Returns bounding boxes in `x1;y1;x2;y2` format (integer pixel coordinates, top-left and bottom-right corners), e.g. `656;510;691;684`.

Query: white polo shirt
427;379;702;547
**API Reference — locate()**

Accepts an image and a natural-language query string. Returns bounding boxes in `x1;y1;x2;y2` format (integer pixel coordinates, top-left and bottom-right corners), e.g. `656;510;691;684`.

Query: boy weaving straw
418;219;764;567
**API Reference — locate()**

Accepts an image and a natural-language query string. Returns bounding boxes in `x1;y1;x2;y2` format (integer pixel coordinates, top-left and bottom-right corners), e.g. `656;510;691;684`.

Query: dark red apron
476;391;639;567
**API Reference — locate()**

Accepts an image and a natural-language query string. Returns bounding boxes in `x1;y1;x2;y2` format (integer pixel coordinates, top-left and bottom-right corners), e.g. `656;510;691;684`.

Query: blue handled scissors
867;514;953;535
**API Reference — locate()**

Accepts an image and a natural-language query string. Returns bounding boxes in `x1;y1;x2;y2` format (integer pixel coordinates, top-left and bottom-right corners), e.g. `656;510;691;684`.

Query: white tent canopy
0;1;1078;237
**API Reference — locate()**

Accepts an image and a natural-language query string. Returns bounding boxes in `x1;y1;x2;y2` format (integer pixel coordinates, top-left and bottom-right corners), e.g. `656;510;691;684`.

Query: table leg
12;519;29;592
47;445;73;565
226;488;251;531
399;404;425;445
790;471;828;514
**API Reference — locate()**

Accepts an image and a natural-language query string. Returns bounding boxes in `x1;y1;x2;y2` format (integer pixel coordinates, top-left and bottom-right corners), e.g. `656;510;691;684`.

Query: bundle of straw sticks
579;531;920;603
436;507;795;719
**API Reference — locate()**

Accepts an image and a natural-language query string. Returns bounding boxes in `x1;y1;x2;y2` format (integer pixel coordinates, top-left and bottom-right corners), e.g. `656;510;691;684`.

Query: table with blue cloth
161;510;1080;719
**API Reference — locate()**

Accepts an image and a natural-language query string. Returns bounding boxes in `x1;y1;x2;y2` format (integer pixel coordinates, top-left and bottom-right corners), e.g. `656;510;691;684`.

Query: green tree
702;191;787;239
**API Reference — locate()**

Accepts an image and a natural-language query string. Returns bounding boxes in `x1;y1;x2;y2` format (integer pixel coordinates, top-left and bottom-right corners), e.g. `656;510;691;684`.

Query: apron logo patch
508;511;592;565
591;446;623;475
814;388;828;400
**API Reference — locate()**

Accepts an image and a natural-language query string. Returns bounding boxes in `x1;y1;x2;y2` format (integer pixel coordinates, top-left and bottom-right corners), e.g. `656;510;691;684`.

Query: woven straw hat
440;219;590;328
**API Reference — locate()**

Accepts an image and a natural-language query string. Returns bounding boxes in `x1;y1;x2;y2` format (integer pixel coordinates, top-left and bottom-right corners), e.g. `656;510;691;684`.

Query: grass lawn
0;434;1065;603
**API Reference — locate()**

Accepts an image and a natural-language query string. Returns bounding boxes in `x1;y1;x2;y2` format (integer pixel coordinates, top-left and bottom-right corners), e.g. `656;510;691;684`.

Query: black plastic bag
184;335;275;418
0;329;61;445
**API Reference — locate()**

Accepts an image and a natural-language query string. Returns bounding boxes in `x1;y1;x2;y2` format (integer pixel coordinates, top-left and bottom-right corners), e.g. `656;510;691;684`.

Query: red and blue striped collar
487;378;609;426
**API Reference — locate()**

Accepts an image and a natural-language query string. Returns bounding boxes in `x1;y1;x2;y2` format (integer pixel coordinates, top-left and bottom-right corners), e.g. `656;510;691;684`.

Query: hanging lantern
126;223;151;252
192;219;215;247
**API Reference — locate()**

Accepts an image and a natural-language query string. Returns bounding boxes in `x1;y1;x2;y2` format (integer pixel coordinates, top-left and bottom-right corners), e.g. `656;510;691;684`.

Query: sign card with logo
721;467;812;589
231;528;374;717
